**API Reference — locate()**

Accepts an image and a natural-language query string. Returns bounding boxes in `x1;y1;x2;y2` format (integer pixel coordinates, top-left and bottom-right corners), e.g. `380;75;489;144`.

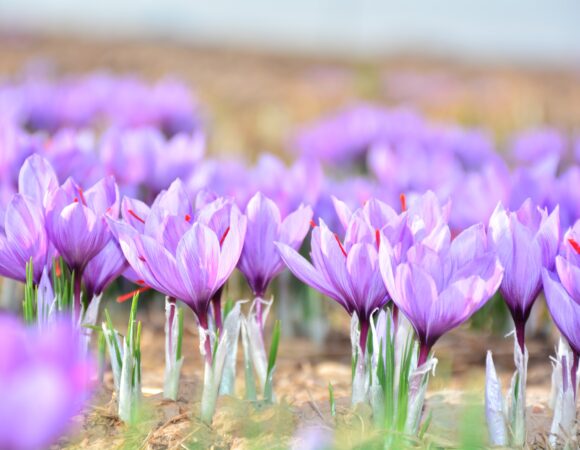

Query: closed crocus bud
239;192;313;299
488;199;560;351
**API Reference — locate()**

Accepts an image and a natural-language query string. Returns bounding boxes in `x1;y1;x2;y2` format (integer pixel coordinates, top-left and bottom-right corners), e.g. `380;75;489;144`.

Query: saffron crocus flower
112;199;247;332
0;154;58;283
379;223;503;365
46;175;120;317
83;240;127;300
552;223;580;307
542;269;580;384
487;199;560;351
46;176;119;272
0;315;93;450
0;194;51;283
276;216;389;354
238;192;313;300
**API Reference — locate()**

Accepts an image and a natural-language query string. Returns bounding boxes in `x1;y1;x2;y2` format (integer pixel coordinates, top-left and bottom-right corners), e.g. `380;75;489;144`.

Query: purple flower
550;223;580;307
542;269;580;368
83;240;127;300
0;194;51;283
238;192;312;298
276;215;389;354
46;176;119;273
379;222;503;365
111;196;247;329
487;199;560;350
17;154;59;208
0;315;93;450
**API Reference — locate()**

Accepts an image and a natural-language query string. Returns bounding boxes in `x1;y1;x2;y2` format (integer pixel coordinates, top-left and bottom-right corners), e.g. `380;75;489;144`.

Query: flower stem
198;311;213;365
515;319;526;355
359;319;369;356
211;287;223;332
572;352;579;399
73;271;83;322
418;343;431;366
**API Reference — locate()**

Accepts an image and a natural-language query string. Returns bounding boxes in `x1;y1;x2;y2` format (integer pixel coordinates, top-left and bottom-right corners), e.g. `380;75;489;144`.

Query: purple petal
216;207;247;287
176;223;220;313
276;241;345;310
17;155;59;207
543;269;580;355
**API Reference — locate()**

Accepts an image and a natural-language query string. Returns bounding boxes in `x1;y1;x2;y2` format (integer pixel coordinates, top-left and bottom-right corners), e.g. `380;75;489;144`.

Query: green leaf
264;320;281;402
328;382;336;417
223;298;234;319
176;305;184;362
104;309;123;369
266;320;281;377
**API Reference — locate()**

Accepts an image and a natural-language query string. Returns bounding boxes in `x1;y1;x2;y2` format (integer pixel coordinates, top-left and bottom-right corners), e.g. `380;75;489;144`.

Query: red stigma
136;279;145;285
73;198;79;203
77;188;87;206
375;229;381;247
55;259;61;277
219;226;231;247
117;286;150;303
138;255;146;262
334;233;347;257
128;209;145;224
400;193;407;212
569;238;580;254
185;214;191;222
310;220;317;229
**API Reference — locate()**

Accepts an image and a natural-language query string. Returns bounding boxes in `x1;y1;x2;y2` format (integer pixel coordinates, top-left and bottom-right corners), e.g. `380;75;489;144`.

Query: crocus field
2;40;580;450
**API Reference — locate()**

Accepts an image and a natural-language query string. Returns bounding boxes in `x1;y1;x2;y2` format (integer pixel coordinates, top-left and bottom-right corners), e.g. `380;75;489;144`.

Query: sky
1;0;579;68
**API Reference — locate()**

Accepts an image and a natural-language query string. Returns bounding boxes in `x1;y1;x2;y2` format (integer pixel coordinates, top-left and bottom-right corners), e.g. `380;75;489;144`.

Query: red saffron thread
128;209;145;224
400;193;407;212
334;233;347;257
117;287;150;303
569;238;580;254
219;227;231;247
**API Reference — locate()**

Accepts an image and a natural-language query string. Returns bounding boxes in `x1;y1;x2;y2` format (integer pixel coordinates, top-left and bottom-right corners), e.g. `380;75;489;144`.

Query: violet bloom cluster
0;74;199;134
0;155;126;317
0;315;93;450
488;199;560;350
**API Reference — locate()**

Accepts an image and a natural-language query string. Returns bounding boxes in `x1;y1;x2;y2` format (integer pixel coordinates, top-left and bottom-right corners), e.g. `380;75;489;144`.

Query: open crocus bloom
238;192;313;298
276;216;389;354
111;195;247;327
487;199;559;350
46;175;120;274
380;223;503;365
